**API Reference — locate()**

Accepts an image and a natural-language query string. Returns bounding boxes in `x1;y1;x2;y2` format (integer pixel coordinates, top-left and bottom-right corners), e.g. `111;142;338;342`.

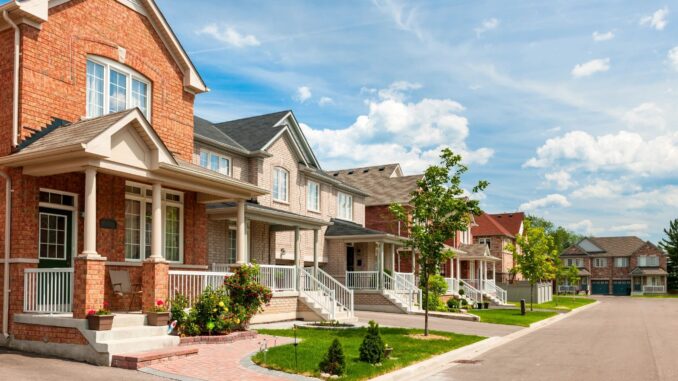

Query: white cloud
318;96;334;106
544;170;576;191
524;130;678;176
592;30;614;41
196;24;260;47
640;7;669;30
519;194;570;212
301;82;493;173
623;102;666;134
294;86;312;103
608;223;649;234
668;47;678;71
570;179;640;199
566;219;595;235
571;58;610;78
626;186;678;209
474;18;499;37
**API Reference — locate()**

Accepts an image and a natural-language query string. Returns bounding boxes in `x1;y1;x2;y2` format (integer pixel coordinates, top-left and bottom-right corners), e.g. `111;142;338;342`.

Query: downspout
3;10;20;148
1;172;11;339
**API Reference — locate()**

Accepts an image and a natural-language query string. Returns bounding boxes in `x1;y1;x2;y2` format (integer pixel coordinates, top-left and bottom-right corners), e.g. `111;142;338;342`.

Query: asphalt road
430;296;678;381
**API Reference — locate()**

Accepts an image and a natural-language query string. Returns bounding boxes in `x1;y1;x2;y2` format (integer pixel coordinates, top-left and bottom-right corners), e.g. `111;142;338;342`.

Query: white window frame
86;55;152;120
272;167;289;203
38;189;78;266
566;258;584;268
614;257;629;268
124;181;184;263
638;256;659;267
337;191;353;221
227;226;237;264
593;258;607;268
307;180;320;212
198;148;231;176
479;237;491;248
38;212;68;260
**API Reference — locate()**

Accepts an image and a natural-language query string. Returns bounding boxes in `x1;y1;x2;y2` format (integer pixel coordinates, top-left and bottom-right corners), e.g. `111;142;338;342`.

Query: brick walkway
141;335;303;381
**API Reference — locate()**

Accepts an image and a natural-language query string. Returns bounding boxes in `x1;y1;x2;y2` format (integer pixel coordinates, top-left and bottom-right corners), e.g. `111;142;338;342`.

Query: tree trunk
423;266;429;336
530;283;534;311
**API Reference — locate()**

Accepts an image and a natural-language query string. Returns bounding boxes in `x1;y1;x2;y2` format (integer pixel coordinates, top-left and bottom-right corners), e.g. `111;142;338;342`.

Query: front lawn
470;309;557;327
510;295;596;311
631;293;678;298
253;326;485;380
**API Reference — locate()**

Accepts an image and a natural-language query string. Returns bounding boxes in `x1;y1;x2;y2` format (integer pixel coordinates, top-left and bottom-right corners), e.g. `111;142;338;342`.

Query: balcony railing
23;268;74;314
168;270;232;306
346;271;379;290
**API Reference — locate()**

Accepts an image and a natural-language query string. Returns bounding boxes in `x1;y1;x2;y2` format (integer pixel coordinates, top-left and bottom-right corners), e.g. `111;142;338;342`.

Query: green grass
470;309;557;326
510;295;596;311
252;327;485;380
631;294;678;298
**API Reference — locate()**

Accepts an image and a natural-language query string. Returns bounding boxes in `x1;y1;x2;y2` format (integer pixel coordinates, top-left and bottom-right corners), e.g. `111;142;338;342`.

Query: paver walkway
141;335;299;381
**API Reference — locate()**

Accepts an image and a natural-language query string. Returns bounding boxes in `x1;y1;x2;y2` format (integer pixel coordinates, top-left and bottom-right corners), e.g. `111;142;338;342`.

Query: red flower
156;299;165;306
103;301;110;308
87;309;96;316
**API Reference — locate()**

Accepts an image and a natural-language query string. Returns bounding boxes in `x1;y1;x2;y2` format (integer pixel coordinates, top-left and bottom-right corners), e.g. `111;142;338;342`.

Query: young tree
565;265;580;301
390;149;488;335
660;219;678;291
506;220;558;311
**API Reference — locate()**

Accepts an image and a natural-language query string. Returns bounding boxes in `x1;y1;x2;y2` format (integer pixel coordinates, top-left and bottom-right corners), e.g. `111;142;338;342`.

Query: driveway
356;310;521;337
430;297;678;381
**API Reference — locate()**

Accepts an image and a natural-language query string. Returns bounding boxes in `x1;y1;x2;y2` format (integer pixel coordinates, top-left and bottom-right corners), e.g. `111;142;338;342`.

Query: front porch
631;267;668;295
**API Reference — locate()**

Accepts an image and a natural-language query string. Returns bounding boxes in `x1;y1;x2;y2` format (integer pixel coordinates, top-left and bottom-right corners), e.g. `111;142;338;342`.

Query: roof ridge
213;110;290;126
194;116;248;151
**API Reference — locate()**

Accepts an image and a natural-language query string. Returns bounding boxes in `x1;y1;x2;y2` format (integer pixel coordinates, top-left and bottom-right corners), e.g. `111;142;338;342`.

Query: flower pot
384;347;393;359
147;312;170;326
87;314;114;331
483;302;490;309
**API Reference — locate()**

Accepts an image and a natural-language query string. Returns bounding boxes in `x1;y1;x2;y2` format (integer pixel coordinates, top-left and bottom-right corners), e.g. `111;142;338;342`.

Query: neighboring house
472;212;525;283
332;164;507;306
560;236;668;295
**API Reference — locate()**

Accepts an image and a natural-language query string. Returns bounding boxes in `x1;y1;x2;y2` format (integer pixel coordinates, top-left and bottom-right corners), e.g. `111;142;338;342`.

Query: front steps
382;290;421;313
299;291;357;323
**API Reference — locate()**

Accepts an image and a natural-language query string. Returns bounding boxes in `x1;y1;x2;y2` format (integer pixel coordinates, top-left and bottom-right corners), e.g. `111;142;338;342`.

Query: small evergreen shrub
359;320;385;364
447;298;459;309
319;338;346;376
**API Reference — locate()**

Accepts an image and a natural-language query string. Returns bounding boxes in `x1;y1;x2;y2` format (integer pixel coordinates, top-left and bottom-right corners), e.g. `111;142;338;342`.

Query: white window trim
199;148;232;176
593;258;607;268
272;167;289;203
307;180;320;212
337;191;353;221
38;188;78;266
124;181;184;263
38;212;68;261
86;55;152;121
615;257;629;268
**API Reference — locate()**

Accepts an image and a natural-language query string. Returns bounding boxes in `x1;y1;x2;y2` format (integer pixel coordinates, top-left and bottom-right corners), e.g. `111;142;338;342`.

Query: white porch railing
395;272;415;286
483;279;508;305
382;271;422;312
459;279;482;305
24;268;74;314
444;277;460;295
643;285;666;293
299;267;336;320
307;267;354;317
558;285;578;294
346;271;379;290
256;265;297;292
168;270;232;306
211;263;236;273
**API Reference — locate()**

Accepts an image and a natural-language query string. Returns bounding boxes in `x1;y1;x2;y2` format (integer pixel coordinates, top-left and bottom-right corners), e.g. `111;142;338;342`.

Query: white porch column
147;182;163;261
492;262;496;282
470;261;475;281
378;242;385;289
294;226;301;290
456;256;460;280
390;244;396;272
313;229;319;273
411;250;416;273
236;200;246;264
81;167;99;257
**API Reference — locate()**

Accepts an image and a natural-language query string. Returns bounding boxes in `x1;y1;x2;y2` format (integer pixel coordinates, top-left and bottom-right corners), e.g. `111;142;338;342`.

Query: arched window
86;56;152;120
272;167;289;202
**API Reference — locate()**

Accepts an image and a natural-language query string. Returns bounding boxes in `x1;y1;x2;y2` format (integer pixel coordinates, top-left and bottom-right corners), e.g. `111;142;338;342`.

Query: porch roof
630;267;668;276
457;243;501;261
578;268;591;276
0;109;267;201
207;201;330;230
325;218;403;244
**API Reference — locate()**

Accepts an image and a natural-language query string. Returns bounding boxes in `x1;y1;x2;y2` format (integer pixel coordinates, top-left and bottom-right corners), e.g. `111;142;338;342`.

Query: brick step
111;346;199;370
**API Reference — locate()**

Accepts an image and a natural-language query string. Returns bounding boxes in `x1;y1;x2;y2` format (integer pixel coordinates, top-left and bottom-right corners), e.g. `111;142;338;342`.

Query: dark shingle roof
194;116;246;151
325;218;389;237
330;163;402;179
330;165;421;206
213;110;290;151
561;236;663;257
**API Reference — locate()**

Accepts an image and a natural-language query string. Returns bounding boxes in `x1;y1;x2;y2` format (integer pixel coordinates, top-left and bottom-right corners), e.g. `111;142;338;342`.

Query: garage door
591;280;609;295
613;280;631;296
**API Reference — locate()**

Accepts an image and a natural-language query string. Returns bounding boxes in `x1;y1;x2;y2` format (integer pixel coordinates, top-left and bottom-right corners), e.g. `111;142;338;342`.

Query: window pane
210;154;219;171
125;199;141;260
199;151;208;168
144;203;152;259
228;229;236;263
86;60;104;117
165;206;180;262
109;69;128;113
131;78;148;117
220;158;230;175
272;170;279;200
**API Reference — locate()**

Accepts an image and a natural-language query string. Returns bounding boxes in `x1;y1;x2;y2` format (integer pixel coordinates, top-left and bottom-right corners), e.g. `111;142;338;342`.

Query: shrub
423;275;448;311
192;286;232;334
359;320;385;364
224;264;273;329
319;338;346;376
447;298;459;309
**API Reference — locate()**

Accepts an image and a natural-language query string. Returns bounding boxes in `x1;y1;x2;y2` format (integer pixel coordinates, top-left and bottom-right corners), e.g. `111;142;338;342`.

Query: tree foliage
660;218;678;290
359;320;385;364
319;338;346;376
506;219;559;310
527;215;583;253
389;149;488;335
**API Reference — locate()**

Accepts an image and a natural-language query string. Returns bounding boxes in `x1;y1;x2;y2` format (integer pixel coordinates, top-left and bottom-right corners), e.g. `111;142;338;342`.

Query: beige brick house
472;212;525;283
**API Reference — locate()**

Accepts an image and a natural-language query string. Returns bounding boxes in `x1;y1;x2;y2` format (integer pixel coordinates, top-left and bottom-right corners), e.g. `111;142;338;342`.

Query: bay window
124;182;183;262
273;167;289;202
307;180;320;212
86;56;151;120
338;192;353;221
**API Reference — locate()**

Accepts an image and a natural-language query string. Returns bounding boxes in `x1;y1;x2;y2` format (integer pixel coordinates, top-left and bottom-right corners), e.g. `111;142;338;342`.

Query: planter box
87;314;114;331
147;312;170;326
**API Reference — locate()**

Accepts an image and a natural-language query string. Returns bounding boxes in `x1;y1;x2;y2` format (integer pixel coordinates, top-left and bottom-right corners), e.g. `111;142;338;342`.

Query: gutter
2;9;20;148
0;171;12;339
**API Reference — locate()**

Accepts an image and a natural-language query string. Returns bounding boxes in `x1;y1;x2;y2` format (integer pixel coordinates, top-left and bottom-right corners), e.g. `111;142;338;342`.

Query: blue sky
158;1;678;243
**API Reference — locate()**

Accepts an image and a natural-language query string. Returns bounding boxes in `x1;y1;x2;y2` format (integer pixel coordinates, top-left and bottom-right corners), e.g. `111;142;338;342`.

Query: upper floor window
338;192;353;221
566;258;584;268
199;149;231;176
479;237;491;248
593;258;607;268
307;180;320;212
272;167;289;202
638;256;659;267
614;257;629;268
86;56;151;120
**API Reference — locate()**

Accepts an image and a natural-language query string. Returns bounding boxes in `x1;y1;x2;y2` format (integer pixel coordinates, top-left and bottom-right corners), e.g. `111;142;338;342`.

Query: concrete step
103;335;180;355
111;313;147;328
112;346;199;370
95;325;167;342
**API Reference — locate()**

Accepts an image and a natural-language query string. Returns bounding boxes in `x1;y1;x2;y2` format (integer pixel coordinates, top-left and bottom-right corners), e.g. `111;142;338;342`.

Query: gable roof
194;116;248;153
213;111;290;152
490;212;525;236
472;213;514;238
561;236;663;257
331;163;403;179
329;164;420;206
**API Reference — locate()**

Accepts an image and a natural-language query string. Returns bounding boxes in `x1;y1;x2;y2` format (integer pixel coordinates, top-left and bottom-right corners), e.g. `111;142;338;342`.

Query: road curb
371;300;601;381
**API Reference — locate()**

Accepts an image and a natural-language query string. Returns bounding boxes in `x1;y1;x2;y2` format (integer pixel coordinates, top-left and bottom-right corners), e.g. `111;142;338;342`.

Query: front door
38;207;73;268
346;246;355;271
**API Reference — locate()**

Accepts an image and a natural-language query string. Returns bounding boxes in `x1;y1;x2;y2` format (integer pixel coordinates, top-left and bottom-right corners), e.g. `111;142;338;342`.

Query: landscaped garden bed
252;324;485;380
470;309;557;327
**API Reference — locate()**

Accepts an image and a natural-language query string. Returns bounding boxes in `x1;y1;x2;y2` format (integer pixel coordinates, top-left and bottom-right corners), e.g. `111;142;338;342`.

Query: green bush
224;263;273;329
359;320;385;364
319;338;346;376
423;275;448;311
447;298;459;309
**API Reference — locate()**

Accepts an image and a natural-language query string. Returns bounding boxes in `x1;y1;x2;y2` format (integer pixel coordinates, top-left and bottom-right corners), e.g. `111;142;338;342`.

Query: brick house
560;236;668;296
0;0;268;365
331;164;507;306
471;212;525;283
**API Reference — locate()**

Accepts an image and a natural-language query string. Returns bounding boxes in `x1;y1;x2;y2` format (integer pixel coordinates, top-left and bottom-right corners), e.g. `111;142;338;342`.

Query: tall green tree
660;219;678;290
506;220;558;310
390;149;488;335
526;215;583;253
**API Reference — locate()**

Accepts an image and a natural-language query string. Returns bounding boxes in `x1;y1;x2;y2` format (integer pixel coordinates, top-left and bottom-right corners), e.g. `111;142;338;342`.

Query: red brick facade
12;322;88;345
